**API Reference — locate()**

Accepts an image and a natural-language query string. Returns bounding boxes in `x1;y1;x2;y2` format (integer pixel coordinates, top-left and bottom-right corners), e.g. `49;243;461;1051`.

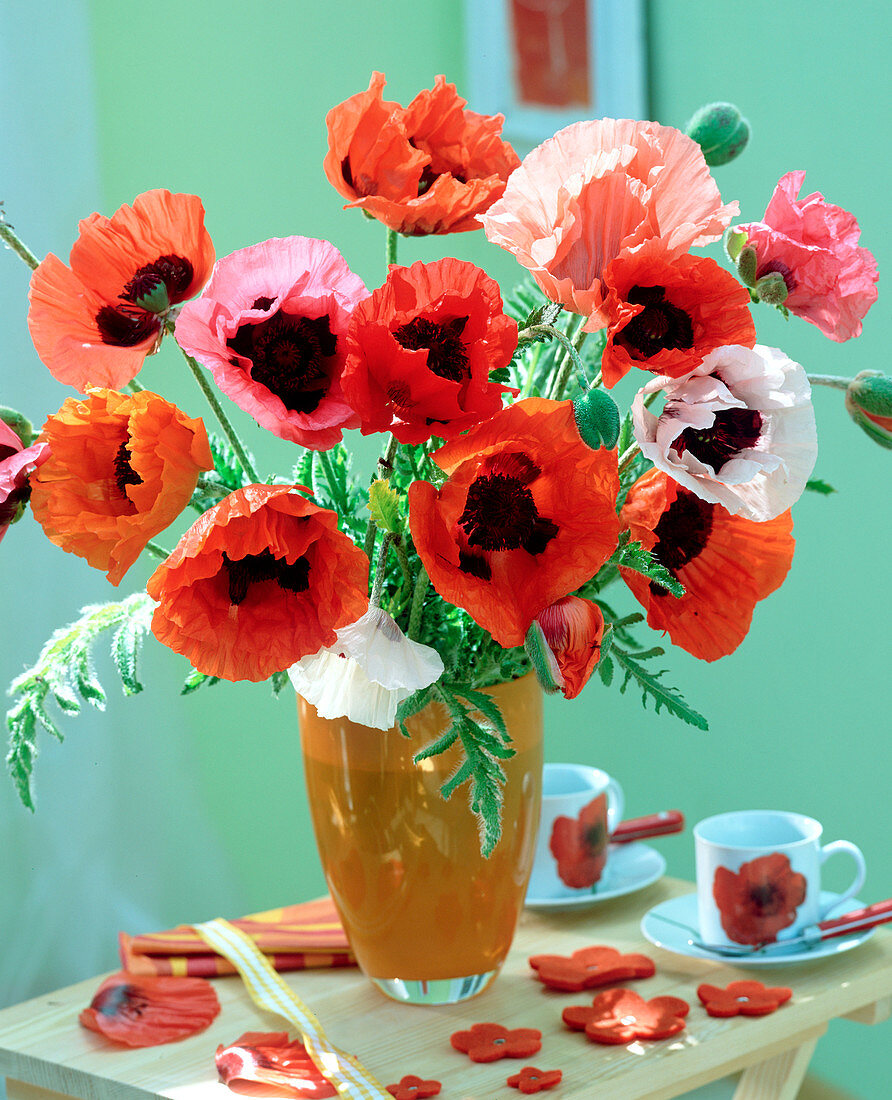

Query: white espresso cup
528;763;624;900
694;810;866;947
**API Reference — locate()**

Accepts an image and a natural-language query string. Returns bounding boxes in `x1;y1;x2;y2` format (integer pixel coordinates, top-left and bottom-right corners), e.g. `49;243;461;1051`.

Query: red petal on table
385;1074;443;1099
215;1031;338;1097
697;980;793;1018
507;1065;564;1093
562;988;690;1045
529;946;656;991
450;1022;542;1062
79;971;220;1047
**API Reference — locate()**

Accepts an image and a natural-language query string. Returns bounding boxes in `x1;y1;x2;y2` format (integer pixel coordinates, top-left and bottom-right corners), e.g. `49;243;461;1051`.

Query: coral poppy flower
481;118;737;316
28;190;214;391
506;1066;563;1094
450;1022;542;1063
713;853;807;945
341;259;516;444
589;242;756;388
385;1075;442;1099
175;237;367;450
215;1032;338;1098
147;485;369;682
324;72;519;236
535;596;604;700
529;946;655;992
0;419;49;544
79;971;220;1047
29;389;212;585
562;989;690;1045
408;399;620;647
620;469;795;662
737;171;878;341
549;793;608;889
697;980;792;1018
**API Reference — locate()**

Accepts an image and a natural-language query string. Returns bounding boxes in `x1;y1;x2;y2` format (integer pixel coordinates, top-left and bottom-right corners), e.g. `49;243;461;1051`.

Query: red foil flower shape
385;1075;442;1099
529;946;655;992
79;971;220;1047
713;853;807;945
450;1022;542;1063
562;989;690;1045
408;399;620;647
549;793;608;889
697;980;793;1018
506;1066;563;1094
341;258;516;444
215;1032;337;1098
324;72;519;236
535;596;604;699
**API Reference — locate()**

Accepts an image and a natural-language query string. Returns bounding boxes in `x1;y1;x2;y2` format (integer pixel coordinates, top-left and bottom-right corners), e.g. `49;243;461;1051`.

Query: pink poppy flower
175;237;368;450
0;420;49;543
632;344;817;522
481;118;737;316
737;171;878;341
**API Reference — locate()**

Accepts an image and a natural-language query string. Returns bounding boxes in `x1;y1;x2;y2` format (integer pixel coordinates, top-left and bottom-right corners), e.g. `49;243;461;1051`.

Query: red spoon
611;810;684;844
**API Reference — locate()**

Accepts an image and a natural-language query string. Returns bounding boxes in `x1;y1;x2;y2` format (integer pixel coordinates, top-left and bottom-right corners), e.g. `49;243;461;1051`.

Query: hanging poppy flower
79;971;220;1047
324;72;519;236
29;389;213;585
549;793;609;889
481;118;737;316
535;596;604;700
0;419;49;544
341;259;516;444
562;989;690;1045
215;1031;338;1098
385;1075;442;1099
506;1066;563;1094
408;399;620;647
147;485;369;682
28;190;214;391
175;237;367;451
449;1022;542;1063
529;946;655;992
713;853;807;945
697;980;792;1018
620;468;795;662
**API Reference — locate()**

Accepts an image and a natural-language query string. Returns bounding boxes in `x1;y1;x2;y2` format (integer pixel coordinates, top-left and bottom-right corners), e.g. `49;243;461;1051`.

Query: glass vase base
370;969;499;1005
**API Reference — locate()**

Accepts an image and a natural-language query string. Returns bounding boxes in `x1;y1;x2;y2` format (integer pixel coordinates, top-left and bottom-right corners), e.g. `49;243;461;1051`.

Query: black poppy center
95;305;160;348
227;312;337;415
394;316;470;383
757;259;797;292
673;407;763;473
748;882;782;914
93;983;149;1019
113;440;142;498
584;822;605;852
121;254;194;312
458;469;558;557
649;488;713;596
222;548;311;606
617;285;694;359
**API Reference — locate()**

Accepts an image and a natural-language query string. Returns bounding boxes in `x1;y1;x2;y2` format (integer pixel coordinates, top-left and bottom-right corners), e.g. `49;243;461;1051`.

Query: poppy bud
755;271;788;306
685;102;750;166
573;388;620;450
534;596;604;699
845;371;892;449
737;245;758;288
725;228;748;263
0;406;34;447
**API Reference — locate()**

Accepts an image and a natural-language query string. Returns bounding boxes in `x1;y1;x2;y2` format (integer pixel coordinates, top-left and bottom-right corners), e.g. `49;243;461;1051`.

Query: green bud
0;406;35;447
573;388;620;450
685;102;750;167
523;622;563;695
755;271;788;305
845;371;892;449
737;245;758;288
725;228;748;263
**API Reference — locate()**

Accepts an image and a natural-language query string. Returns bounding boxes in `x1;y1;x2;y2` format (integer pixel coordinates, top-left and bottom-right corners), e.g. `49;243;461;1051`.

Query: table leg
5;1080;75;1100
731;1032;821;1100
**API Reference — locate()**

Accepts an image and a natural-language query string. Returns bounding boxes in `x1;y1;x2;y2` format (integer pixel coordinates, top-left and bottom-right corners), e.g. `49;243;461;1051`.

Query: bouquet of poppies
1;75;884;849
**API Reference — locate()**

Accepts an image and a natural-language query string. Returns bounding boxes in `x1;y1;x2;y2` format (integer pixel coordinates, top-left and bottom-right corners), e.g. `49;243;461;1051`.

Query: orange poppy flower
620;468;795;661
324;72;519;236
29;389;212;584
147;485;369;682
535;596;604;699
79;971;220;1047
28;190;214;391
407;399;620;648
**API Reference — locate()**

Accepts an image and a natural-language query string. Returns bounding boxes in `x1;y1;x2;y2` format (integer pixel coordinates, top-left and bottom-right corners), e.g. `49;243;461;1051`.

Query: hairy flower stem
618;442;641;477
386;227;398;269
127;378;146;393
0;220;39;270
144;540;171;560
363;433;399;559
808;374;852;391
369;532;396;608
549;316;590;399
407;566;430;641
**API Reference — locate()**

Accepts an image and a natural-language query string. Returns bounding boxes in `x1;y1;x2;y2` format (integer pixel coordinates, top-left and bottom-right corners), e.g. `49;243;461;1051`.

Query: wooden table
1;878;890;1100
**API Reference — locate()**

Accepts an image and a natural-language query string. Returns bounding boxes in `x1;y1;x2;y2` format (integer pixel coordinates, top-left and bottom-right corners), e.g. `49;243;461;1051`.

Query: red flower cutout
385;1075;442;1099
79;971;220;1047
697;981;792;1019
216;1032;337;1098
549;793;608;888
507;1066;563;1094
529;946;655;992
713;853;807;945
450;1022;542;1063
562;989;690;1045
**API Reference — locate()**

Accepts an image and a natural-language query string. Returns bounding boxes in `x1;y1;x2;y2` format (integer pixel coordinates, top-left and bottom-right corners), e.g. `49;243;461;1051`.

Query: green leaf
609;540;685;597
806;478;836;495
270;671;289;696
413;727;459;761
612;647;709;730
449;684;510;741
598;653;614;687
396;686;435;737
181;669;221;695
368;478;402;533
207;431;248;491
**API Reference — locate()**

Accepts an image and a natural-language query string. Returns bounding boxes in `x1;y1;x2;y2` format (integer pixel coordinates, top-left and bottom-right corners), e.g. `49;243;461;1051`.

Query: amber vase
298;673;543;1004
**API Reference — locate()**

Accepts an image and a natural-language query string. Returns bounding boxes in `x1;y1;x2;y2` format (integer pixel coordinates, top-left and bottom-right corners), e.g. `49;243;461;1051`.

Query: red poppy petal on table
529;946;655;992
450;1022;542;1062
697;981;792;1018
507;1066;563;1093
562;989;689;1045
385;1074;442;1099
712;853;807;945
79;971;219;1047
215;1031;338;1097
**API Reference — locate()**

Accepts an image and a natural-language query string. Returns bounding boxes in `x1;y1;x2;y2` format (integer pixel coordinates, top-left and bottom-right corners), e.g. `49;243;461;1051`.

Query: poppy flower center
113;440;142;497
95;305;161;348
673;407;763;472
748;881;782;914
92;982;149;1019
222;548;311;605
757;259;797;292
584;822;605;851
394;316;470;382
617;285;694;359
121;254;195;312
649;488;713;593
227;312;337;415
458;453;558;556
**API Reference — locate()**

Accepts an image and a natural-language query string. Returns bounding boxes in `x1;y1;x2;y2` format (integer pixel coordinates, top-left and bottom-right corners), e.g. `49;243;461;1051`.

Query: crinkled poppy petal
215;1031;338;1098
535;596;604;699
79;971;219;1047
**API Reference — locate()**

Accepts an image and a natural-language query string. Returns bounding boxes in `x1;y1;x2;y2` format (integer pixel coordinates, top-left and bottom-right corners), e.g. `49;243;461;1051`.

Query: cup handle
818;840;867;918
606;778;625;834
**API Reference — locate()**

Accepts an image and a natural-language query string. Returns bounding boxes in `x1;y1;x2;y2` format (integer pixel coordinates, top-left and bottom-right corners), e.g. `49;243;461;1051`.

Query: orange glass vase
298;673;543;1004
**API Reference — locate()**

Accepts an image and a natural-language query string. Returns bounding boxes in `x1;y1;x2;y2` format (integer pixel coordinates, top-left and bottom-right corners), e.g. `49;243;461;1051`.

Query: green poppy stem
144;540;171;561
0;219;39;271
807;374;852;391
369;532;396;608
407;566;430;641
386;227;398;270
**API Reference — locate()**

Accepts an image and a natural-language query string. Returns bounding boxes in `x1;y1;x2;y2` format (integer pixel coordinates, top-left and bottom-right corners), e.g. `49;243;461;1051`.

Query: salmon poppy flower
29;389;212;585
481;118;737;316
0;420;49;544
535;596;604;700
697;980;792;1018
147;485;369;682
79;971;220;1047
620;469;795;662
385;1075;442;1099
341;259;516;444
450;1022;542;1063
408;399;620;647
28;190;214;391
529;946;655;992
215;1031;337;1098
713;853;807;945
562;989;690;1045
549;793;608;889
324;72;519;236
506;1066;563;1094
175;237;367;450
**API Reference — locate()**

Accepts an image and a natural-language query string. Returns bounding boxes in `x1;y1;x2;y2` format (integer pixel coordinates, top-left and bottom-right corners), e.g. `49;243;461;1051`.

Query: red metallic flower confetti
79;971;220;1047
562;988;690;1045
385;1075;442;1099
215;1031;338;1097
507;1066;563;1093
529;946;656;992
697;980;792;1018
450;1022;542;1062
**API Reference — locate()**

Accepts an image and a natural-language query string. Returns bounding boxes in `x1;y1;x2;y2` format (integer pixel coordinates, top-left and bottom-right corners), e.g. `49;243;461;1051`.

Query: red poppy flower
450;1022;542;1063
408;399;620;647
147;485;369;682
324;72;519;236
175;236;367;450
29;389;213;584
385;1075;442;1099
79;971;220;1047
28;190;214;391
548;793;608;888
562;989;690;1045
620;468;795;661
697;980;792;1018
589;241;756;389
529;946;655;992
341;258;516;444
215;1032;338;1098
506;1066;563;1094
535;596;604;699
713;853;807;945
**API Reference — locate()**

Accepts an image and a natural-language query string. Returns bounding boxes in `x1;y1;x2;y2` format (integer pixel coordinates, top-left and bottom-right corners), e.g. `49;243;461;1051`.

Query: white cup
694;810;866;947
528;763;624;900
